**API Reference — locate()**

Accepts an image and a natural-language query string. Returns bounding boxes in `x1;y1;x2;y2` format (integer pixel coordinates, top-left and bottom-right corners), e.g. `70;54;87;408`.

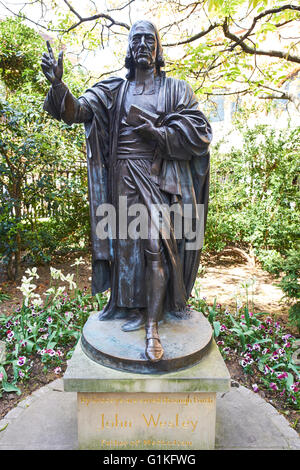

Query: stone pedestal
64;340;230;450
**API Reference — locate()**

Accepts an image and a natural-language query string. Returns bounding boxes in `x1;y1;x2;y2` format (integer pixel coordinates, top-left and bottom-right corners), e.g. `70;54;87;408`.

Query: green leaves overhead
0;17;46;92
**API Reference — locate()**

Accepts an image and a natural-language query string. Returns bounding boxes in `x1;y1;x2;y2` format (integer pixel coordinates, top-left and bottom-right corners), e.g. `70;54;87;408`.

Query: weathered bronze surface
41;20;212;368
81;309;213;374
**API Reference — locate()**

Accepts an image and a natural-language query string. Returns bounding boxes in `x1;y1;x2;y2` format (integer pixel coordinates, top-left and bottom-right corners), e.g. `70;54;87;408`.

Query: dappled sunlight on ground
195;253;288;318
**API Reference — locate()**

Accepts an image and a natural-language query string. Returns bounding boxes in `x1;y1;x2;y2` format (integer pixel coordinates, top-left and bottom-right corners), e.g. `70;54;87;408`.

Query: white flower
17;278;37;306
44;286;65;299
25;267;39;279
18;283;36;294
50;267;64;280
17;356;26;366
55;286;66;298
45;287;56;296
62;273;77;291
20;275;33;284
32;296;43;308
71;257;85;267
240;359;248;368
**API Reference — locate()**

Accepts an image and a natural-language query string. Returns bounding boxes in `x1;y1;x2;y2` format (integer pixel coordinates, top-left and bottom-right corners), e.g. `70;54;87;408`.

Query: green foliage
0;16;86;96
205;122;299;326
0;17;46;93
289;303;300;331
0;18;90;278
0;94;89;277
167;1;300;109
0;291;10;304
206;123;299;254
258;248;300;330
276;250;299;302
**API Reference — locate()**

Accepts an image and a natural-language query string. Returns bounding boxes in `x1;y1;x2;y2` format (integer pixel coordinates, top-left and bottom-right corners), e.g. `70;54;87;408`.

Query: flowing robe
43;74;212;313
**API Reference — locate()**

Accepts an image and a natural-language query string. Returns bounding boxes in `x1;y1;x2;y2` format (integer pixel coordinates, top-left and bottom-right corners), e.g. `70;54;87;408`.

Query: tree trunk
14;180;22;280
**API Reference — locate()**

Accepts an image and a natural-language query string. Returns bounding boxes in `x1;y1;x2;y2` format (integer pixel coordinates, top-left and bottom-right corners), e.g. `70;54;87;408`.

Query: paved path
0;379;299;450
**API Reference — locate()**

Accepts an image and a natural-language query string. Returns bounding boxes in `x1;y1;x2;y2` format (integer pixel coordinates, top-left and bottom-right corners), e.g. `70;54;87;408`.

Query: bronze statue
41;20;212;364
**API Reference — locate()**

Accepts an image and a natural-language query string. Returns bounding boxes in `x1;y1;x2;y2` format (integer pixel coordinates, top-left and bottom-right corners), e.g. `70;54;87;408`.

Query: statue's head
125;20;165;79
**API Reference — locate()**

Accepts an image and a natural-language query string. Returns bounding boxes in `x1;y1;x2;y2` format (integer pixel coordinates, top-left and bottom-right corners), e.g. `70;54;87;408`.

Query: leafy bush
0;18;90;279
258;249;300;330
206;123;299;255
0;17;46;93
0;93;89;277
206;123;300;327
0;16;87;95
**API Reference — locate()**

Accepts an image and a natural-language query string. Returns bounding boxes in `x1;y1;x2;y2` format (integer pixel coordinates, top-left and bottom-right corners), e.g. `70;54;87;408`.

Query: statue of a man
41;20;212;363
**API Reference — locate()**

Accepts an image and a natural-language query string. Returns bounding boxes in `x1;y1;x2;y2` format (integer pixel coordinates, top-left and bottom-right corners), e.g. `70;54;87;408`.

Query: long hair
125;21;165;79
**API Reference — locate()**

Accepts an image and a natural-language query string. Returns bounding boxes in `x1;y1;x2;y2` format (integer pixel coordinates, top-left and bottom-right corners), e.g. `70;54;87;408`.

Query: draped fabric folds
43;75;212;311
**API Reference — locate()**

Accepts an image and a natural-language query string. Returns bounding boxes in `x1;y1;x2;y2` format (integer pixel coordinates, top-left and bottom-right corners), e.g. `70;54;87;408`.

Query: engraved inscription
142;413;198;431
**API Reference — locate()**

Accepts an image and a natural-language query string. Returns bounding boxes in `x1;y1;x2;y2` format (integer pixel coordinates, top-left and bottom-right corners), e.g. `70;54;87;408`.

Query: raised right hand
41;41;64;85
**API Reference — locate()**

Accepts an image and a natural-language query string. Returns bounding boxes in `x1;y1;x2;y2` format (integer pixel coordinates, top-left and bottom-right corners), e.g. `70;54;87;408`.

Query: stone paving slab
216;387;300;450
0;379;299;450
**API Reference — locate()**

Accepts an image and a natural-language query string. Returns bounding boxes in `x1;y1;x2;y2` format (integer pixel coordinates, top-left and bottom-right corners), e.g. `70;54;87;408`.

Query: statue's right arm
41;41;93;125
43;81;93;125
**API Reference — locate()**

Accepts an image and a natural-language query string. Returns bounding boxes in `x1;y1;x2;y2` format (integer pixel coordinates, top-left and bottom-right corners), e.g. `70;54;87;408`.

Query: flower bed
0;261;108;396
190;293;299;412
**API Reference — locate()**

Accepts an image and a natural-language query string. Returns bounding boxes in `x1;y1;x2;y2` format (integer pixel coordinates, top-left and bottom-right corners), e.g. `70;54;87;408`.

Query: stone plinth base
64;340;230;450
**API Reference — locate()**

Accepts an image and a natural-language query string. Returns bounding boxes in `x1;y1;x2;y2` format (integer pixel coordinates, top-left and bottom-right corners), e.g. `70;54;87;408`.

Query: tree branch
257;83;300;110
223;18;300;64
0;0;56;31
0;0;130;33
236;4;300;45
163;23;219;46
63;0;130;33
107;0;136;12
63;0;82;20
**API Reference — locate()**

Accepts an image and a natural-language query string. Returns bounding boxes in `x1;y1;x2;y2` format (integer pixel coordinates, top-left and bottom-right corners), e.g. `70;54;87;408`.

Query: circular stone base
81;309;213;374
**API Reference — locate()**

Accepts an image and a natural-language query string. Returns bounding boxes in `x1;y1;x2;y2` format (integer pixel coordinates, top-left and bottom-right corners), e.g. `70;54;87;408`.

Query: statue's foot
145;322;164;362
145;337;164;362
121;310;145;332
98;305;128;321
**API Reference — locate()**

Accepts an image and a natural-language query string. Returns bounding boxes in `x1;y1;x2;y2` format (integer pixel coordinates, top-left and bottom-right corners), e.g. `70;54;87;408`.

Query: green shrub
258;249;300;330
206;123;300;327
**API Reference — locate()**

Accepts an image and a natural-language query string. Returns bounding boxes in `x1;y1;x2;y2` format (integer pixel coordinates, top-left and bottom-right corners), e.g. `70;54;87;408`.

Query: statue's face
129;23;157;69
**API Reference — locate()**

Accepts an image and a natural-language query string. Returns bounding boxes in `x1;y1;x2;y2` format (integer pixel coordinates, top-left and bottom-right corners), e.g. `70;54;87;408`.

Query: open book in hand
126;104;160;127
